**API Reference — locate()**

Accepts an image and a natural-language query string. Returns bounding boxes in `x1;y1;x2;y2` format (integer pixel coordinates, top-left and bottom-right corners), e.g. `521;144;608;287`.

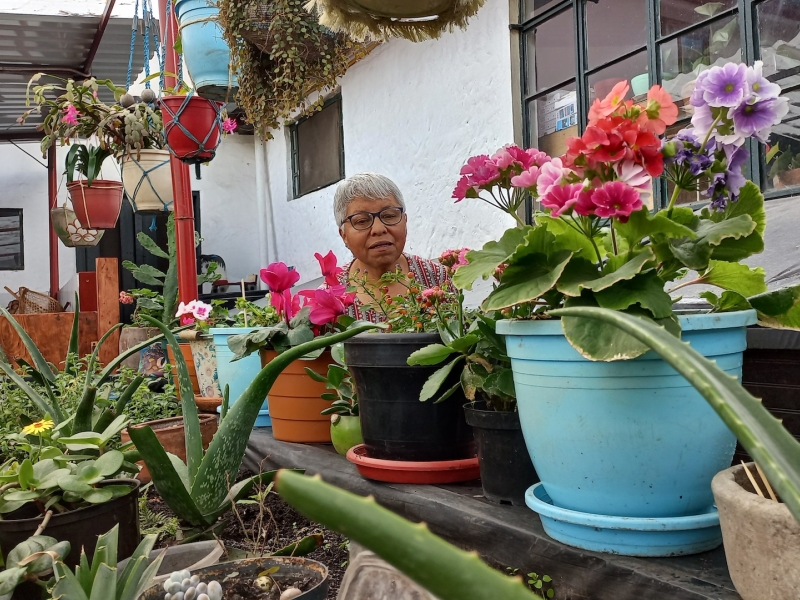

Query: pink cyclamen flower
314;250;343;286
62;105;80;126
590;181;642;222
540;183;584;217
222;117;237;134
302;285;353;326
573;188;597;217
260;262;300;294
270;290;302;322
191;300;212;321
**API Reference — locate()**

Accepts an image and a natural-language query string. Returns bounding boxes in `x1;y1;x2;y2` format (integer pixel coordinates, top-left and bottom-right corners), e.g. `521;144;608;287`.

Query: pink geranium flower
510;166;543;189
535;158;566;198
574;188;597;217
191;300;212;321
62;105;80;126
615;161;652;194
119;291;134;305
588;81;630;125
638;85;679;135
260;262;300;294
452;175;477;202
176;301;194;317
589;181;642;222
460;155;501;187
314;250;343;286
540;183;584;217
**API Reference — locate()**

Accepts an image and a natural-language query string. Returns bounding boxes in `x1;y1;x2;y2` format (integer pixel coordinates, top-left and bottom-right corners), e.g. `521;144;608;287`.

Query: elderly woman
334;173;451;322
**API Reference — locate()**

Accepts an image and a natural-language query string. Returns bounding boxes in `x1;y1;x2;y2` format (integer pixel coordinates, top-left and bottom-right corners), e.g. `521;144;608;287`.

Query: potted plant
409;254;537;504
50;205;104;248
450;64;798;554
175;299;229;404
305;343;363;455
768;144;800;189
63;143;124;229
118;288;164;372
229;253;358;442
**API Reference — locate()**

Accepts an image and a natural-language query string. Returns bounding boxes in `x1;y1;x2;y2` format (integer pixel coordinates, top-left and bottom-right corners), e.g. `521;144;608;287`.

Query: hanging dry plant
218;0;373;138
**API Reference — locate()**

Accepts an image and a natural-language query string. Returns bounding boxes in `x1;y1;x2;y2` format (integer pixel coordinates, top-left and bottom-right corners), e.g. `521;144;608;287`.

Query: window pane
525;7;576;95
295;99;344;197
587;50;649;105
586;0;647;69
659;0;737;37
528;83;578;158
758;0;800;88
0;210;23;270
660;15;742;121
523;0;564;21
763;90;800;193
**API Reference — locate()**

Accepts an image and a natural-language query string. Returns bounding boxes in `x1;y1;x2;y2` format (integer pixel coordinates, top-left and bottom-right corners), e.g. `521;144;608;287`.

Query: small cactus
163;570;222;600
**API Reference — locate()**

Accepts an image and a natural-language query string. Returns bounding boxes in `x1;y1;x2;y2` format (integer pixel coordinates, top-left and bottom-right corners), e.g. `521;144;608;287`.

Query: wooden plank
77;272;98;312
0;312;98;369
95;257;120;367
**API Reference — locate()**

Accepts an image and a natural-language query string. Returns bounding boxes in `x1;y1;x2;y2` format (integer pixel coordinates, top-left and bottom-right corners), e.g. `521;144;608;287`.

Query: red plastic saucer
346;444;480;484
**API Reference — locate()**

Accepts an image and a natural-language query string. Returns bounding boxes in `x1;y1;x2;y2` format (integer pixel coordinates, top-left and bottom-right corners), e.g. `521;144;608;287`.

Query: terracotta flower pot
167;343;201;397
119;327;161;371
66;179;124;229
161;95;222;164
773;167;800;190
260;349;332;443
121;415;218;483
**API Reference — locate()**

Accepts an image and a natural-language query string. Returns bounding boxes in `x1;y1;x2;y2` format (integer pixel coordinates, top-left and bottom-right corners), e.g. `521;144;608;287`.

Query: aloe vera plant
275;470;539;600
551;306;800;524
127;316;380;538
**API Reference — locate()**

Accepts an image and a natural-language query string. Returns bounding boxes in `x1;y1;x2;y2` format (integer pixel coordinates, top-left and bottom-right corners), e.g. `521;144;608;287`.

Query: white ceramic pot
120;148;174;212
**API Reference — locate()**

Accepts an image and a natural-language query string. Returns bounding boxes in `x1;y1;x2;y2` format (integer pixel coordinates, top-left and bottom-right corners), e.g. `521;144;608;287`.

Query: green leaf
550;305;800;525
482;251;572;311
420;356;464;402
614;207;697;245
65;292;81;376
18;459;33;489
303;368;328;383
407;344;457;366
167;452;191;492
0;357;61;425
452;227;531;290
58;432;103;451
82;488;113;504
535;214;599;260
136;232;170;259
483;368;516;399
326;365;348;389
204;470;287;524
594;271;674;319
449;334;480;353
122;262;164;286
698;261;767;296
87;563;116;600
3;490;40;502
669;215;756;270
52;561;90;600
700;291;752;313
750;284;800;329
557;248;655;297
94;450;124;476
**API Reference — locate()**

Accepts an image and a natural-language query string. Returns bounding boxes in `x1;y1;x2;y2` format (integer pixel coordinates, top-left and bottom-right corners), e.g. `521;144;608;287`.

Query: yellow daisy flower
22;419;54;436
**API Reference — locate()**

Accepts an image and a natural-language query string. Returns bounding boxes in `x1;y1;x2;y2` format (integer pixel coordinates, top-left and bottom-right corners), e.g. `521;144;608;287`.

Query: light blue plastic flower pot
496;310;756;520
210;327;269;426
174;0;238;101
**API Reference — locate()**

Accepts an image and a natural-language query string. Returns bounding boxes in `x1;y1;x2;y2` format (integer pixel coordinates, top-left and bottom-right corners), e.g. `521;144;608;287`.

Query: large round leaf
81;488;113;504
76;462;103;484
57;474;92;494
94;450;124;477
3;490;40;502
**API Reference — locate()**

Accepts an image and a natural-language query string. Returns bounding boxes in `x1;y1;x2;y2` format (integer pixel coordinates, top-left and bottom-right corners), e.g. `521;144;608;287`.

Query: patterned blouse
338;253;452;323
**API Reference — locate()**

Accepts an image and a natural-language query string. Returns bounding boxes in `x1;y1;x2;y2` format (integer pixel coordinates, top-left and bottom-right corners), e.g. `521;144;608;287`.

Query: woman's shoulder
406;254;451;288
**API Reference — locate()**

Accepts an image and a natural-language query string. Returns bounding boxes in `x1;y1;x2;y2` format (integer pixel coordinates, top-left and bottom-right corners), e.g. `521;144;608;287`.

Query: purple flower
724;144;748;197
700;63;748;108
731;95;789;142
690;70;711;108
746;61;781;101
692;103;746;147
689;152;712;175
675;127;701;145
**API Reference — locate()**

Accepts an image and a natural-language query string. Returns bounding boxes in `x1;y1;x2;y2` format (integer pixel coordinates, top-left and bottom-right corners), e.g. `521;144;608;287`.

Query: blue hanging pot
174;0;238;101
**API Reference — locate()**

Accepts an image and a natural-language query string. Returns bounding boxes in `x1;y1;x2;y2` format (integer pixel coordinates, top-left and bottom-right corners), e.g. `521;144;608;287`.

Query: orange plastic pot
66;180;124;229
260;349;332;443
167;344;200;397
121;415;217;483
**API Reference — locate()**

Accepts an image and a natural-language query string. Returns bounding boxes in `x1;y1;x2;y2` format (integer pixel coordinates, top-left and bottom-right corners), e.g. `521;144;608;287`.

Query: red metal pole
159;0;197;304
47;146;59;299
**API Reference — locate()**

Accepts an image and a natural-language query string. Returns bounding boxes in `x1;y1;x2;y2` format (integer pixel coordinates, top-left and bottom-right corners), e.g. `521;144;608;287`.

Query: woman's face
339;196;407;273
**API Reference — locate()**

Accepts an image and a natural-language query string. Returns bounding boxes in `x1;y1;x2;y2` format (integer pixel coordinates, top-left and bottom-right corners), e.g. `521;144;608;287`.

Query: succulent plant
0;535;70;600
163;570;222;600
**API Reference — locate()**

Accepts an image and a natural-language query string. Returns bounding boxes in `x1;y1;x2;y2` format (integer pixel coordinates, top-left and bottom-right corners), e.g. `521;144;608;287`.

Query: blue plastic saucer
525;483;722;556
217;406;272;427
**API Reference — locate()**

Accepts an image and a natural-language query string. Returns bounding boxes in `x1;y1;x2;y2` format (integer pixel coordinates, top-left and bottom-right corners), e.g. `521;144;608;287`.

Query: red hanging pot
161;95;223;164
66;180;124;229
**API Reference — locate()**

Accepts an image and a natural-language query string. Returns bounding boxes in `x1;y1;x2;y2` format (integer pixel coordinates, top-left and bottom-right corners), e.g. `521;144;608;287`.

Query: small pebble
280;587;303;600
197;595;210;600
254;576;272;591
170;572;184;583
167;582;182;595
182;578;192;591
164;594;171;600
173;593;184;600
184;587;196;600
207;581;222;600
180;570;192;582
190;575;201;586
196;583;208;595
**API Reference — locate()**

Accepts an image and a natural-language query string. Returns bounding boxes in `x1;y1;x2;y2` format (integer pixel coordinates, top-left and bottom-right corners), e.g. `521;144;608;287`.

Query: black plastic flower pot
463;402;539;505
139;556;329;599
345;332;475;462
0;479;141;570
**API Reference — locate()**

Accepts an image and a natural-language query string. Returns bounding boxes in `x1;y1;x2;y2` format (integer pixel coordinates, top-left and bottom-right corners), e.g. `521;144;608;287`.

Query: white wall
0;143;78;307
256;0;518;286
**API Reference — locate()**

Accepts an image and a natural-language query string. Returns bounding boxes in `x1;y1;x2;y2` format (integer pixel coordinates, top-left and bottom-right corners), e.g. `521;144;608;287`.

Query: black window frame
289;94;346;199
519;0;800;213
0;208;24;271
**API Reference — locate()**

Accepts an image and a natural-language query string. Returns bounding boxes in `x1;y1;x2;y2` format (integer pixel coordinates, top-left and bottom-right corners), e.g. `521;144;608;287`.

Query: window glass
523;0;564;20
660;14;741;121
525;7;576;95
659;0;737;37
587;50;649;105
293;98;344;197
0;210;23;270
586;0;647;69
757;0;800;87
528;82;578;158
763;90;800;192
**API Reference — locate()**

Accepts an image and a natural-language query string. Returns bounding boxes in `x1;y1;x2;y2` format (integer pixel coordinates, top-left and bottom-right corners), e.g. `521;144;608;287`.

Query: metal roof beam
0;65;90;77
83;0;117;74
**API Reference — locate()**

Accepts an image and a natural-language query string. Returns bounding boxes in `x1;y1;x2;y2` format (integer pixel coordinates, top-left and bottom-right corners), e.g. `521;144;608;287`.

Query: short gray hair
333;173;405;226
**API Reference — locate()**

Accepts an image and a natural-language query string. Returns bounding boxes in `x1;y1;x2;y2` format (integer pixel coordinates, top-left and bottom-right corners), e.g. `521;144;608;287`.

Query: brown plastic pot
66;179;124;229
121;415;218;483
260;349;332;443
167;343;201;397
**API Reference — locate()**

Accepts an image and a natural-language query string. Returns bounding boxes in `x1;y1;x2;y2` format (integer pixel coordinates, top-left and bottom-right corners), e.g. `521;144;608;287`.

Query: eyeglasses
342;207;404;231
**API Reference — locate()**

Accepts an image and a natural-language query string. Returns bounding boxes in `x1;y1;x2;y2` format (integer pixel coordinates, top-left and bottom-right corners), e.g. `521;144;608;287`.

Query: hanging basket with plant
50;206;104;248
64;144;124;230
161;91;225;164
303;0;486;42
218;0;373;137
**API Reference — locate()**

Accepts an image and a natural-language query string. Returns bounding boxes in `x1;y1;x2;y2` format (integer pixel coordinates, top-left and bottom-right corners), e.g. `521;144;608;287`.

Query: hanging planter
161;94;223;164
66;180;124;230
174;0;238;101
120;149;174;212
50;206;104;248
304;0;486;42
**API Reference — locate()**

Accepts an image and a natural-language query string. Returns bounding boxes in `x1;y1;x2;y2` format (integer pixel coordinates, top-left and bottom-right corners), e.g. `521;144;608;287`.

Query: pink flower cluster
62;105;80;126
175;299;212;325
222;117;238;134
119;291;134;305
438;248;469;273
452;145;551;201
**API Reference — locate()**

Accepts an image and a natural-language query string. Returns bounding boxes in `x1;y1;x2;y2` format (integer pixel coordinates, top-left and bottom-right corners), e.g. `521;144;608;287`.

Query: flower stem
700;112;723;152
666;183;683;217
610;221;618;255
667;277;704;293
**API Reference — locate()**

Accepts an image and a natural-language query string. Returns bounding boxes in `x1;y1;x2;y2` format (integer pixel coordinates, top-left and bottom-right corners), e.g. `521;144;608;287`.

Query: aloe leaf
271;533;323;557
191;324;380;516
129;547;165;600
275;471;538;600
116;555;148;600
116;534;157;597
112;376;144;418
87;563;116;600
82;323;123;396
73;387;97;434
551;306;800;524
162;215;178;323
0;306;55;381
0;361;61;423
125;425;207;527
52;561;90;600
203;469;296;523
65;293;81;376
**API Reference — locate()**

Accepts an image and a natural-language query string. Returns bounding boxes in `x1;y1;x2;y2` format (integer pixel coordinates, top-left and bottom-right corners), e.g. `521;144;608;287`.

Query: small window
290;96;345;198
0;209;23;270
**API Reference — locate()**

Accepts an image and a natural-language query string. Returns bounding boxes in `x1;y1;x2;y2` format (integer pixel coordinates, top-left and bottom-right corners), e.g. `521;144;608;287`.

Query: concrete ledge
246;428;738;600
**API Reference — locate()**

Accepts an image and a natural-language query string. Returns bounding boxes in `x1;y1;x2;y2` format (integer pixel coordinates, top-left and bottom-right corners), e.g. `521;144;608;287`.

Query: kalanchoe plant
453;61;800;361
304;343;358;417
232;296;280;327
0;535;70;600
